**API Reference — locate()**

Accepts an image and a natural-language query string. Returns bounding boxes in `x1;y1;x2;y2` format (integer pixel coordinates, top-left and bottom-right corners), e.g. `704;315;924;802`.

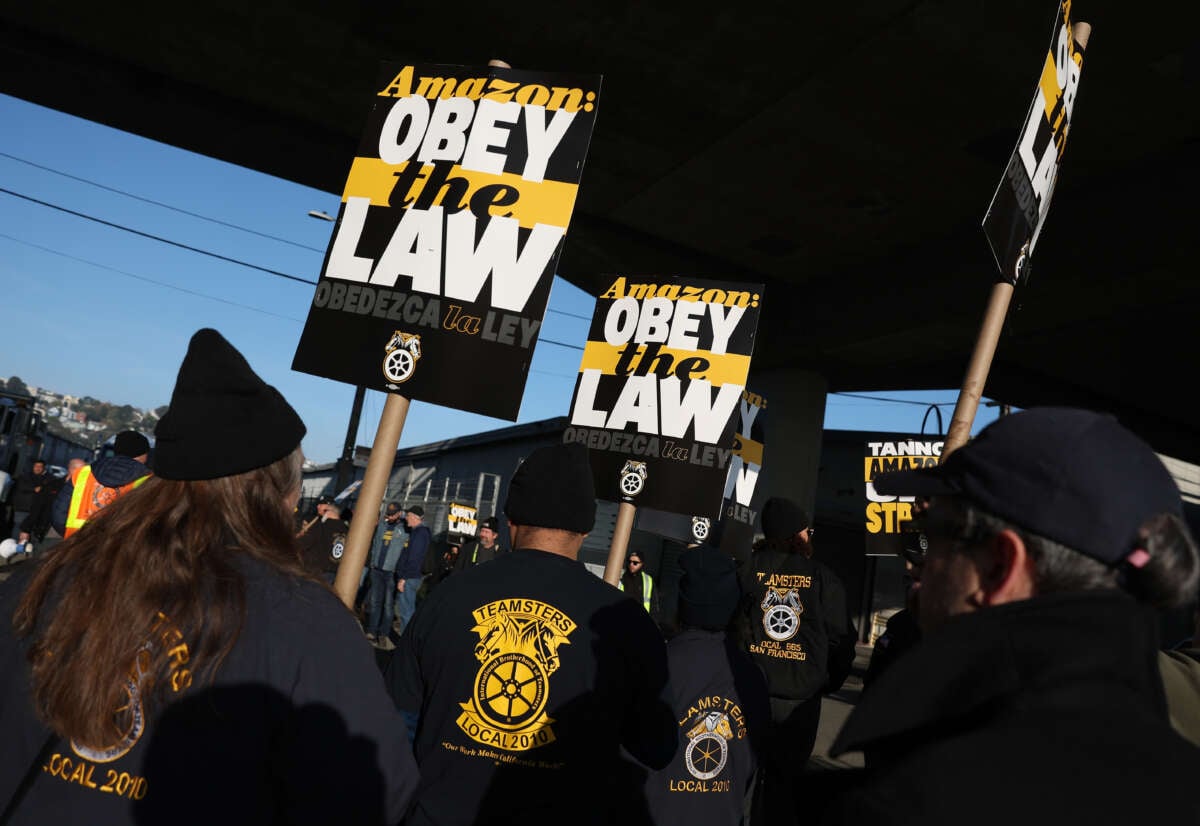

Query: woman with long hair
0;329;417;825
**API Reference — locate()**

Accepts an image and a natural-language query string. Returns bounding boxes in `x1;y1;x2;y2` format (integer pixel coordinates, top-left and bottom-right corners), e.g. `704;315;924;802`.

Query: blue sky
0;93;999;463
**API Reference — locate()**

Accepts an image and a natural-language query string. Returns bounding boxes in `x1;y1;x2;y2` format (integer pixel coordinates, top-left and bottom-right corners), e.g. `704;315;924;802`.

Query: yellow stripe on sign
1038;52;1062;126
863;456;939;482
341;157;578;230
578;341;751;387
733;436;764;466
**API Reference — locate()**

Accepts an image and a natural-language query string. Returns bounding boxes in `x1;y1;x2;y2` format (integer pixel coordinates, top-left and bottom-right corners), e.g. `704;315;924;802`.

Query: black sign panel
636;389;766;560
982;1;1087;283
293;62;602;419
563;276;763;517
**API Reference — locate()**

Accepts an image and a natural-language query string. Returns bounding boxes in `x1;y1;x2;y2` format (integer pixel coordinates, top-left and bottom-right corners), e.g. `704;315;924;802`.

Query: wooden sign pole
943;19;1089;463
941;281;1014;461
333;393;411;609
603;502;637;586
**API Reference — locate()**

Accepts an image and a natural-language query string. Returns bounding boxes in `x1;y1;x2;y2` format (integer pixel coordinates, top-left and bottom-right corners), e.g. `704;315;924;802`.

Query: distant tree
5;376;29;396
154;404;169;418
110;404;138;429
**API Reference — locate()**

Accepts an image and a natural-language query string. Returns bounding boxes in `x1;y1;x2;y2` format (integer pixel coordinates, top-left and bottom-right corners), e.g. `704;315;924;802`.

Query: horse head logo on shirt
459;599;578;753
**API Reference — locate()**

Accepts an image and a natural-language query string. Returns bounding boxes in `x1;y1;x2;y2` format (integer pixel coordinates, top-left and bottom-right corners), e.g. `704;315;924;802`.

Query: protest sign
447;501;479;543
564;276;763;518
947;6;1089;459
864;436;942;556
636;389;766;559
293;62;602;420
983;1;1088;284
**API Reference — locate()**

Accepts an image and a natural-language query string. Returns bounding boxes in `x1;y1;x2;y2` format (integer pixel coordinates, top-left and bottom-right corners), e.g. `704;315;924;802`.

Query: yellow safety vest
618;573;654;612
65;465;151;537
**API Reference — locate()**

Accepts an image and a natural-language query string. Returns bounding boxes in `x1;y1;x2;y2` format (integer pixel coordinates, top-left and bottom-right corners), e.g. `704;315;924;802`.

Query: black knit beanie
677;545;740;631
504;443;596;534
761;497;811;541
154;329;307;480
113;430;150;458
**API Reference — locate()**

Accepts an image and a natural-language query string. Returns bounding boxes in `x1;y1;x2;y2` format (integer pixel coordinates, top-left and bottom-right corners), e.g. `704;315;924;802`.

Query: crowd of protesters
1;328;1198;825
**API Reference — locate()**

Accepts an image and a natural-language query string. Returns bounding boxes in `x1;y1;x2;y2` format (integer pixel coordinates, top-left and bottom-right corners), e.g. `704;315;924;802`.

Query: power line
0;233;304;323
0;186;595;326
829;391;958;407
0;150;328;253
0;187;319;286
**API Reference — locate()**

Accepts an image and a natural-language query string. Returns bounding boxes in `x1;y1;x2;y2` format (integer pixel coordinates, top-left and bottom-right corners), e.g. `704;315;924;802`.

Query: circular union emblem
763;604;799;641
685;732;729;780
620;471;644;497
72;676;145;763
382;348;416;384
331;535;346;560
95;486;119;508
474;652;548;731
691;518;710;542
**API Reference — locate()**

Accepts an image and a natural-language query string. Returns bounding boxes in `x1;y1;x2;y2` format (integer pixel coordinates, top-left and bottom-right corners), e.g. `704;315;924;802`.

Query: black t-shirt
0;557;418;825
644;629;770;826
385;547;677;826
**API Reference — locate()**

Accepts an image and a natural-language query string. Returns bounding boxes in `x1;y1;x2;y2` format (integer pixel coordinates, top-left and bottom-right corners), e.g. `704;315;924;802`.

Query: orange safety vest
64;464;151;537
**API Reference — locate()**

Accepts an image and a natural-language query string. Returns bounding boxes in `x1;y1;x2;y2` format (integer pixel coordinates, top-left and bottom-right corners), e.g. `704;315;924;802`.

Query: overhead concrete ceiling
3;0;1198;457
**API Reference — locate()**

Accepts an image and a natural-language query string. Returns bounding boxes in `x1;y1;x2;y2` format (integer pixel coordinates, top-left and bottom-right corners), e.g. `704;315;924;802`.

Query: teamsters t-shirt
385;548;677;826
0;557;418;826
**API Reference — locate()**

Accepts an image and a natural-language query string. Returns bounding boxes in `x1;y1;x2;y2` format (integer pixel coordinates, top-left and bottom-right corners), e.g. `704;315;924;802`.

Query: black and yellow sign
983;0;1087;283
864;436;942;556
457;598;576;752
293;63;602;419
636;389;766;559
447;501;478;542
563;276;763;517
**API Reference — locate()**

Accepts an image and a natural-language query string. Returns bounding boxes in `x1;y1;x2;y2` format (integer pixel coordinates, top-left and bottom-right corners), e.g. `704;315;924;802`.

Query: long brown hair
14;448;310;749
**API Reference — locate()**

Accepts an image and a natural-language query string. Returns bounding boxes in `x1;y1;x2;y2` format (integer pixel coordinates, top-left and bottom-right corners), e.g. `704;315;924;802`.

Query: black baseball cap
316;495;335;505
385;501;402;515
479;516;499;532
407;504;424;517
873;407;1182;567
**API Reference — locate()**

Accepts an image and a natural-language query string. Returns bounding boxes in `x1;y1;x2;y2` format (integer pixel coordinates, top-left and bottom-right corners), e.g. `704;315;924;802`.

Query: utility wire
0;187;319;285
0;233;304;323
830;391;958;407
0;186;594;329
0;150;328;253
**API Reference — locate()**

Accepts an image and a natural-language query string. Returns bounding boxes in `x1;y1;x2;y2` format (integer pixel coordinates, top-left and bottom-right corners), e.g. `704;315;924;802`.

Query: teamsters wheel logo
331;533;347;560
382;330;422;385
691;517;711;543
684;712;734;780
619;460;648;499
761;587;803;642
474;652;548;731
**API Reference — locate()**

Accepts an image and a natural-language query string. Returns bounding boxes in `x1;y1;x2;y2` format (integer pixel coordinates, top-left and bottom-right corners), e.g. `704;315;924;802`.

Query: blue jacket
395;523;431;580
369;516;405;572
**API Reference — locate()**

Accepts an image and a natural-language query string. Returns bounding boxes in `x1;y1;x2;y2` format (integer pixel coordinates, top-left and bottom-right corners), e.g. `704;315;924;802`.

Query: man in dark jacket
16;461;63;546
51;431;153;538
453;516;506;571
297;497;349;585
394;505;431;632
619;549;661;622
10;460;50;541
644;543;769;826
822;407;1200;824
384;443;676;826
740;497;856;823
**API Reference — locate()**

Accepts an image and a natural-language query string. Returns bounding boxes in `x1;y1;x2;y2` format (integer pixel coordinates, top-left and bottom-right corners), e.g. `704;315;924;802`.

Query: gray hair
957;502;1200;610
